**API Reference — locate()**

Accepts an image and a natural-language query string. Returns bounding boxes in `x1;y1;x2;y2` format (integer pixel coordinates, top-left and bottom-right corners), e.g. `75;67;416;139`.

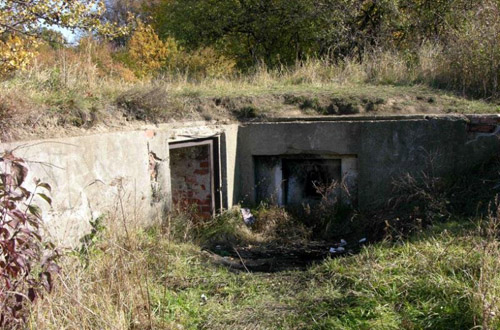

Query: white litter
340;239;347;247
240;208;256;225
359;238;367;243
329;247;336;253
336;246;345;252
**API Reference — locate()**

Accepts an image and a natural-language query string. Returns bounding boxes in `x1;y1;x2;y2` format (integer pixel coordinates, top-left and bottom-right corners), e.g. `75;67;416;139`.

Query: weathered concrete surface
1;115;499;246
0;122;236;247
220;124;239;208
236;115;500;209
1;131;152;247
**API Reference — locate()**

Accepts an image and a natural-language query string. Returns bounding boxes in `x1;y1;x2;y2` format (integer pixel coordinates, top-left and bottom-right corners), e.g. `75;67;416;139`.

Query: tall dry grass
3;39;495;103
1;35;498;139
28;217;156;329
0;41;451;101
474;203;500;329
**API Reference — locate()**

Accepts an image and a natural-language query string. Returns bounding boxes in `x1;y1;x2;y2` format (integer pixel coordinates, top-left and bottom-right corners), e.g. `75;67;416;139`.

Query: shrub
435;0;500;98
184;47;236;79
382;167;451;241
78;36;137;82
253;203;311;243
127;23;182;77
298;179;355;239
0;151;58;328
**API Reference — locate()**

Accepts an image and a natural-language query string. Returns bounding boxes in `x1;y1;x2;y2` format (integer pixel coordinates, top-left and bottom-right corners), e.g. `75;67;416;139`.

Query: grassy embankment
1;49;499;142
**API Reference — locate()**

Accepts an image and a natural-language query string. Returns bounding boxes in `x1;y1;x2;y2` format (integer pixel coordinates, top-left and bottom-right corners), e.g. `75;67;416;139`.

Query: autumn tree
0;0;128;75
103;0;147;45
104;0;146;27
127;22;181;77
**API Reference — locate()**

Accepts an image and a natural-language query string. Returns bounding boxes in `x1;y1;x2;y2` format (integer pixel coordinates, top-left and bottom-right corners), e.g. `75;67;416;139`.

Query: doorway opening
169;138;221;218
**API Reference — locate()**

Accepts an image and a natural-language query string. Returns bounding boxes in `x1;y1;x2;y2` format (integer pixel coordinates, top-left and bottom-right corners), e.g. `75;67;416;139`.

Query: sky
51;25;79;44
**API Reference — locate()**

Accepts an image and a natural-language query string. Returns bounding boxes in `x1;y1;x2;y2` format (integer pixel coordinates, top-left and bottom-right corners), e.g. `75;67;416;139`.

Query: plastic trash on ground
240;208;256;225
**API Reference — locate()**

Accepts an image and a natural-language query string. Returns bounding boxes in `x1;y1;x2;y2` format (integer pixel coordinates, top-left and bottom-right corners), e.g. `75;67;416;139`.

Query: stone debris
329;246;345;254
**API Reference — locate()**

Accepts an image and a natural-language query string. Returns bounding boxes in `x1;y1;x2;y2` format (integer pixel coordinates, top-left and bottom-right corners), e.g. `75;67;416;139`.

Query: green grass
147;221;483;329
31;216;500;329
148;219;496;329
115;81;500;121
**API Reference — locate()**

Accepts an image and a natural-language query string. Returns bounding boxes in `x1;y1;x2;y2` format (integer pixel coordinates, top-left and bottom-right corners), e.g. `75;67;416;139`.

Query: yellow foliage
126;23;235;78
0;35;37;76
128;23;182;77
185;47;236;79
0;0;129;76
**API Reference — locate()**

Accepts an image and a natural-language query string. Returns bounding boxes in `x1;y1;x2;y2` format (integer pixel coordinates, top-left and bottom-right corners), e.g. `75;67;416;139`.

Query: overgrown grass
2;47;499;141
28;211;500;329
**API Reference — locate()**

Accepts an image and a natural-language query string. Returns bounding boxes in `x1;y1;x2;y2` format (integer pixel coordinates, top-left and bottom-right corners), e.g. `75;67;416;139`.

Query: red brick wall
170;145;213;218
466;115;500;134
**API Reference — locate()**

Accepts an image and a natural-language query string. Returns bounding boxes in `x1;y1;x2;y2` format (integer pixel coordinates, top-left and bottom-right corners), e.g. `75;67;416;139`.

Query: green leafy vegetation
27;213;500;329
117;0;500;99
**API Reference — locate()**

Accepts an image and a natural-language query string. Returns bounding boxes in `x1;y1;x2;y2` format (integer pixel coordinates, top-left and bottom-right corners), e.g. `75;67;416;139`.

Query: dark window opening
254;155;342;206
282;158;341;205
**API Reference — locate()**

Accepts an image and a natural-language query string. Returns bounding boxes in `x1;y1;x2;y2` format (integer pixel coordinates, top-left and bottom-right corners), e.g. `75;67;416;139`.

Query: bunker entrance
254;155;346;206
169;138;221;218
210;154;358;272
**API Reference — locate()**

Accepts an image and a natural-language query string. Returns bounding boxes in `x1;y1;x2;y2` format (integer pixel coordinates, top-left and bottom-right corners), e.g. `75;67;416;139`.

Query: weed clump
252;203;312;243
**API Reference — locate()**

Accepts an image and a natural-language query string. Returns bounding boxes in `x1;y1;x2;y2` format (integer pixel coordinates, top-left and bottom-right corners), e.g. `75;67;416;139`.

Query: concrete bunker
2;114;500;247
169;137;222;217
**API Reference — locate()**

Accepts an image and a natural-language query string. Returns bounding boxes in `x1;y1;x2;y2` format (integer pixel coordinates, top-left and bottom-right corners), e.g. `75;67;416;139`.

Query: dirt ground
206;239;367;272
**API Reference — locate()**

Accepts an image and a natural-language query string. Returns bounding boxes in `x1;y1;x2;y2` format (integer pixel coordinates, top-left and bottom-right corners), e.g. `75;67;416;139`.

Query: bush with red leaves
0;151;59;328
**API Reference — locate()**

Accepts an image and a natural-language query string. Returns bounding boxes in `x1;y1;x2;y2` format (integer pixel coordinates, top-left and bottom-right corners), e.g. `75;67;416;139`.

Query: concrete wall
1;115;498;246
0;122;237;247
236;115;500;209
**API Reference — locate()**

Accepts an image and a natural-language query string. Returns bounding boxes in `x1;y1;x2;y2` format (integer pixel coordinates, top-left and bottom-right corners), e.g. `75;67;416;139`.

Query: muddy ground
205;239;367;272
